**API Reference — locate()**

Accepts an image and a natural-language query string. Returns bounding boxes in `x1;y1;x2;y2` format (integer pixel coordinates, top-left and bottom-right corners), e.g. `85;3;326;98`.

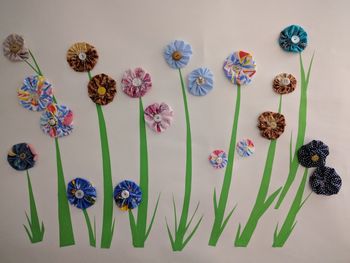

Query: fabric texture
7;143;37;171
2;34;29;61
236;139;255;157
209;150;228;169
66;42;98;72
114;180;142;211
309;166;342;195
223;51;256;85
87;73;117;105
144;102;174;133
164;40;192;69
279;25;308;53
67;178;97;210
187;67;214;96
121;67;152;98
258;111;286;140
273;73;297;95
297;140;329;168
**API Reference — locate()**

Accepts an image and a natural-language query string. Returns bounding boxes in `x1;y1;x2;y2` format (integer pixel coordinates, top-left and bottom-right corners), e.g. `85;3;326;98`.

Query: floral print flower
209;150;228;169
121;68;152;98
279;25;308;53
273;73;297;95
258;111;286;140
236;139;255;157
144;103;174;133
114;180;142;211
66;42;99;72
88;73;117;105
297;140;329;168
2;34;29;61
40;103;73;138
7;143;37;171
309;166;342;195
164;40;192;69
67;178;97;209
223;51;256;85
187;67;214;96
17;75;53;111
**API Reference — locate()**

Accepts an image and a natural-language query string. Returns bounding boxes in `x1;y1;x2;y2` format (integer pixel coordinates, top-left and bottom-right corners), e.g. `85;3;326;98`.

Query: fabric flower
67;178;97;209
297;140;329;168
40;103;73;138
66;42;99;72
279;25;308;53
88;73;117;105
164;40;192;69
121;68;152;98
114;180;142;211
273;73;297;95
209;150;228;169
17;75;53;111
223;51;256;85
144;103;174;133
7;143;37;171
187;67;214;96
2;34;29;61
258;111;286;140
236;139;255;157
309;166;342;196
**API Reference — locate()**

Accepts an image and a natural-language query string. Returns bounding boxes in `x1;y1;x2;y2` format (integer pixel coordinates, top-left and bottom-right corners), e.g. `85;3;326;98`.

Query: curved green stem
83;209;96;247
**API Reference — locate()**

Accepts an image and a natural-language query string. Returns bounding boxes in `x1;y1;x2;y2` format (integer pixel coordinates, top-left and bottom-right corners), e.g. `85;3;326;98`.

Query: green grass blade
23;224;33;242
213;188;218;215
182;216;203;249
289;132;293;169
172;195;178;233
83;209;96;247
165;217;175;249
25;211;32;229
219;205;237;237
184;202;200;232
28;49;43;76
145;193;161;240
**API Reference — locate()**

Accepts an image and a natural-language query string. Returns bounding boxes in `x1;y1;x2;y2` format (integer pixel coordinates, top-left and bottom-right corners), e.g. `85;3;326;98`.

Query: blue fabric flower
67;178;97;209
164;40;192;69
297;140;329;168
7;143;37;171
114;180;142;211
309;166;342;195
279;25;308;53
187;67;214;96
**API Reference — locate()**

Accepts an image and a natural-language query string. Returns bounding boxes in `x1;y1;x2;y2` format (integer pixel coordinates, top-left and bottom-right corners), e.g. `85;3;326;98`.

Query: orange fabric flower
87;73;117;105
258;111;286;140
67;42;98;72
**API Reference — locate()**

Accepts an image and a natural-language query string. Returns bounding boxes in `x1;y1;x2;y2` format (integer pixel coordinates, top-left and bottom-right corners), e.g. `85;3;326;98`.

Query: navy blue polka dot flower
114;180;142;211
297;140;329;168
67;178;97;209
309;166;342;195
7;143;37;171
279;25;308;53
164;40;192;69
187;67;214;96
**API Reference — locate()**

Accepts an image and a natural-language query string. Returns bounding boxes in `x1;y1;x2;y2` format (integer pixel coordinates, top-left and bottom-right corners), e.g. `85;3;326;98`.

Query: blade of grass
145;193;161;240
83;209;96;247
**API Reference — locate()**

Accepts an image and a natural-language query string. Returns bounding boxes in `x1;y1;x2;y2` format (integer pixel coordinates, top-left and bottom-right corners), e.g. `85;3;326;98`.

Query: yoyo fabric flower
144;102;174;133
223;51;256;85
40;103;73;138
209;150;228;169
273;73;297;95
67;178;97;209
7;143;37;171
297;140;329;168
114;180;142;211
309;166;342;195
66;42;99;72
187;67;214;96
236;139;255;157
258;111;286;140
164;40;192;69
17;75;53;111
2;34;29;61
121;67;152;98
87;73;117;105
279;25;308;53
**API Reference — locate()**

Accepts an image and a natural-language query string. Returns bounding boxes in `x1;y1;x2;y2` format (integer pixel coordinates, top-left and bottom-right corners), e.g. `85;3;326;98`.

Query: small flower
297;140;329;168
66;42;99;72
209;150;228;169
258;111;286;140
273;73;297;95
121;68;152;98
236;139;255;157
187;67;214;96
2;34;29;61
144;103;174;133
40;103;73;138
279;25;308;53
88;73;117;105
17;75;53;111
7;143;38;171
223;51;256;85
164;40;192;69
114;180;142;211
67;178;97;209
309;166;342;195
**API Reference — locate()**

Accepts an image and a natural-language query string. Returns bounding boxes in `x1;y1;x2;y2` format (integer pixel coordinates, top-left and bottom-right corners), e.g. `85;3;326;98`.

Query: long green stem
83;209;96;247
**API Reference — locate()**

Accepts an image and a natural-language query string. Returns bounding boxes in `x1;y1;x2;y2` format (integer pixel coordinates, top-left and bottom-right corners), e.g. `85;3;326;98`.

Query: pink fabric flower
144;103;174;133
121;67;152;98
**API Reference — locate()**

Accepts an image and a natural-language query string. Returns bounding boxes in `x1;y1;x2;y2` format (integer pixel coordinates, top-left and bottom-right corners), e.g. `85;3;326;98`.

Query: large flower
144;102;174;133
18;75;53;111
223;51;256;85
121;68;152;98
258;111;286;140
187;67;214;96
114;180;142;211
88;73;117;105
297;140;329;168
67;178;97;209
7;143;37;171
40;103;73;138
2;34;29;61
164;40;192;69
273;73;297;95
279;25;308;53
209;150;228;169
309;166;342;195
66;42;99;72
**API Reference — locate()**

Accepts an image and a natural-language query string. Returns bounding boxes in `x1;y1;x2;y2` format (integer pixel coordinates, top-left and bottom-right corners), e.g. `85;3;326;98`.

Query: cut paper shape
88;73;117;105
7;143;37;171
164;40;192;69
114;180;142;211
297;140;329;168
144;102;174;133
279;25;308;53
67;178;97;209
310;166;342;195
2;33;29;61
66;42;98;72
223;51;256;85
258;111;286;140
187;67;214;96
236;139;255;157
273;73;297;95
209;150;228;169
121;67;152;98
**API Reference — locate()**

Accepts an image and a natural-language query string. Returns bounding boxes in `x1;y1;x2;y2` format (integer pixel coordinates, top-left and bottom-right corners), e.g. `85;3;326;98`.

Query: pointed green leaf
185;202;200;232
182;216;203;248
23;224;33;242
145;193;161;240
165;217;175;248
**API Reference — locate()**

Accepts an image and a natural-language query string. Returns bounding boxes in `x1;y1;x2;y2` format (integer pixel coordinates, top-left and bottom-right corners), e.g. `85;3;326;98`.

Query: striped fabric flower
67;178;97;209
309;166;342;195
164;40;192;69
273;73;297;95
223;51;256;85
209;150;228;169
121;68;152;98
258;111;286;140
7;143;38;171
88;73;117;105
66;42;99;72
279;25;308;53
144;102;174;133
297;140;329;168
236;139;255;157
114;180;142;211
187;67;214;96
2;34;29;61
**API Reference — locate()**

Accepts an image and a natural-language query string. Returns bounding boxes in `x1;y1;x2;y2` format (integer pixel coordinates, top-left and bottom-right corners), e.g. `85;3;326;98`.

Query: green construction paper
83;209;96;247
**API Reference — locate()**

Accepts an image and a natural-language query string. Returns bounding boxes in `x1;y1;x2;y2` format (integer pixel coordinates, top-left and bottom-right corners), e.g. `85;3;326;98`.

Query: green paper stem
83;209;96;247
23;59;40;75
29;49;43;76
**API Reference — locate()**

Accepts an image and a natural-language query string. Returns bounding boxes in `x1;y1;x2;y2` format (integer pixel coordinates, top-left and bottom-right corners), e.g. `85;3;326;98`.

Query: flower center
311;154;319;162
97;86;106;95
19;153;27;160
196;76;206;85
269;120;277;129
172;51;183;61
48;117;57;126
30;93;39;101
291;35;300;44
153;114;162;122
216;157;223;164
74;189;85;199
132;77;142;87
10;43;21;53
78;52;87;61
281;77;290;86
121;190;130;199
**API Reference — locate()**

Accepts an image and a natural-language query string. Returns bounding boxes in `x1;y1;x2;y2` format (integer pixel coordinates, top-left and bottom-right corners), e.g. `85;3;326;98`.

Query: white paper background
0;0;349;262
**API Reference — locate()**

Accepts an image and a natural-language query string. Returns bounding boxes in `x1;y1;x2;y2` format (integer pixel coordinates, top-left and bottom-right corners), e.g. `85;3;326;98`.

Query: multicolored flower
258;111;286;140
114;180;142;211
297;140;329;168
209;150;228;169
273;73;297;95
309;166;342;195
187;67;214;96
67;178;97;209
87;73;117;105
236;139;255;157
66;42;99;72
2;34;29;61
279;25;308;53
7;143;37;171
164;40;192;69
144;103;174;133
223;51;256;85
121;68;152;98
